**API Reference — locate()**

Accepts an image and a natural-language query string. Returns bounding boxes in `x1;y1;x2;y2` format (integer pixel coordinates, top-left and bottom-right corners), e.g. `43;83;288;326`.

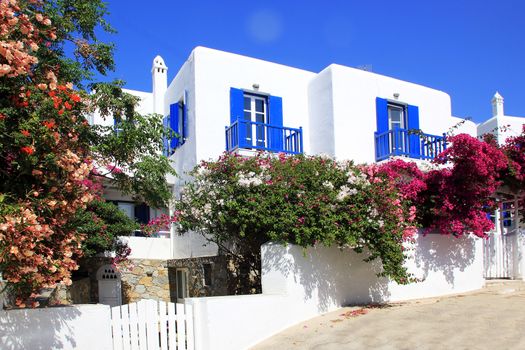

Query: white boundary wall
0;304;112;350
186;233;484;350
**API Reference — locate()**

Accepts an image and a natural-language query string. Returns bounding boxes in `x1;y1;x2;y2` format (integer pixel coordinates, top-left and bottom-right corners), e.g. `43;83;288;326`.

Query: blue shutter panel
268;95;283;151
230;88;245;146
407;104;421;158
375;97;388;133
230;88;244;124
162;116;170;156
170;103;179;149
183;90;189;143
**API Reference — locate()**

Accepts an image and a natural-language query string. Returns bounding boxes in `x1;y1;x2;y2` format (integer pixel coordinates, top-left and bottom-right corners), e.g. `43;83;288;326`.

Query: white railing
111;299;194;350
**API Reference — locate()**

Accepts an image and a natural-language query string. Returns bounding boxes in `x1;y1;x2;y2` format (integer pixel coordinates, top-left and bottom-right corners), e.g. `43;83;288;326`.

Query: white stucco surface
172;231;218;259
186;234;484;350
120;236;171;260
0;304;112;350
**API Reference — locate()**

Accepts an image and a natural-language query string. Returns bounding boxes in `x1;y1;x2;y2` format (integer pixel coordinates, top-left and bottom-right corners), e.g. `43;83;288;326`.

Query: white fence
111;299;194;350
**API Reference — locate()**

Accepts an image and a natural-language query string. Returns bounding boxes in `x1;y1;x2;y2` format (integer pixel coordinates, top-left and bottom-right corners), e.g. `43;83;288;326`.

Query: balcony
375;127;446;161
225;120;303;154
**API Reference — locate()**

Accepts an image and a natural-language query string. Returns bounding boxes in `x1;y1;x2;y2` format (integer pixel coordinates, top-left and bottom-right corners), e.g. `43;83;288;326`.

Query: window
502;202;514;228
229;88;284;152
113;201;151;235
163;91;188;156
176;268;189;300
388;104;406;130
202;263;213;287
243;94;268;148
114;117;123;136
375;97;421;160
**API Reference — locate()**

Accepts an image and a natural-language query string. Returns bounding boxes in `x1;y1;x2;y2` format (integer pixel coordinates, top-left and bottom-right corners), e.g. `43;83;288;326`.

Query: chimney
491;91;504;117
152;55;168;115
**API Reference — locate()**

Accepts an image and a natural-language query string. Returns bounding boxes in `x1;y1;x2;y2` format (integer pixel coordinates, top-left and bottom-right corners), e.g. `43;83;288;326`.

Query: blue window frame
375;97;422;159
229;87;287;152
163;92;188;156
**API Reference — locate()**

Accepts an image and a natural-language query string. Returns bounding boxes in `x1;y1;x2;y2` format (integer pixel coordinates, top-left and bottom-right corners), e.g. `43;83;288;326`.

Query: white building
90;47;525;305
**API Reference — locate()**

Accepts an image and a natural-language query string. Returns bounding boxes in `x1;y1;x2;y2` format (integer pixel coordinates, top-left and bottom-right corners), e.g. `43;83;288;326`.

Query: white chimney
152;55;168;115
491;91;504;117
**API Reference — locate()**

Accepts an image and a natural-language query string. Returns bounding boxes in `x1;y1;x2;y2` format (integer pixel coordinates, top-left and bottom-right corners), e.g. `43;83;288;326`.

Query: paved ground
252;281;525;350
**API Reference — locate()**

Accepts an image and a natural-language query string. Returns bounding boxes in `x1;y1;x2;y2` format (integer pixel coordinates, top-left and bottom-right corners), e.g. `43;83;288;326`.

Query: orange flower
21;130;30;137
64;101;72;110
70;94;81;103
21;146;35;155
42;120;55;129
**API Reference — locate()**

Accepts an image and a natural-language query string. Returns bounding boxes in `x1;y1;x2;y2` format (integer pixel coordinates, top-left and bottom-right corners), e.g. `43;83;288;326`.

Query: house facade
84;47;523;305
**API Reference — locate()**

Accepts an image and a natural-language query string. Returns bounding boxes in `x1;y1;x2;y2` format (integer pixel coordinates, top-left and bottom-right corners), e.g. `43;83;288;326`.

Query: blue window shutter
375;97;388;133
407;104;421;157
230;88;245;146
162;116;170;156
230;88;244;124
269;95;283;151
134;203;150;225
183;90;189;143
170;103;179;149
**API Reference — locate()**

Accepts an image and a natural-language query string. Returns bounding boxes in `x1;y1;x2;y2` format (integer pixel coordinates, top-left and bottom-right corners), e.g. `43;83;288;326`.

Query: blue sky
101;0;524;123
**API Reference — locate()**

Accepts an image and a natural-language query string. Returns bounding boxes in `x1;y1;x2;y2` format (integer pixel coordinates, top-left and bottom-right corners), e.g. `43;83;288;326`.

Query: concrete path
252;281;525;350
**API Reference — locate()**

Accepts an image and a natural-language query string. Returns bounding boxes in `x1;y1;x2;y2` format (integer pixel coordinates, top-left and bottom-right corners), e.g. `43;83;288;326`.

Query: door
388;104;406;154
97;265;122;306
176;268;189;302
243;94;268;148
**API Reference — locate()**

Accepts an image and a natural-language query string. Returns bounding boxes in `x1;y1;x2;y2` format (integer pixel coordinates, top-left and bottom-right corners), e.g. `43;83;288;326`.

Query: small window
202;264;213;287
388;103;406;130
502;202;514;228
176;268;189;300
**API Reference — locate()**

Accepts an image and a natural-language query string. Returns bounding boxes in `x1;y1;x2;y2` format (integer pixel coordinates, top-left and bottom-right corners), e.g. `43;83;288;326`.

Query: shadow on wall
413;233;476;286
262;243;390;312
0;306;82;350
261;234;479;309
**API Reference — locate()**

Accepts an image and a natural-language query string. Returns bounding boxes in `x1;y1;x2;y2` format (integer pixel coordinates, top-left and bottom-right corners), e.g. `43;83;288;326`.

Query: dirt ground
251;280;525;350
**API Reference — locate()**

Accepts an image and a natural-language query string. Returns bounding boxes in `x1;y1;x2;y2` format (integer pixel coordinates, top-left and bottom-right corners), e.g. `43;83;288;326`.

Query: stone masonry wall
168;255;230;298
122;259;174;303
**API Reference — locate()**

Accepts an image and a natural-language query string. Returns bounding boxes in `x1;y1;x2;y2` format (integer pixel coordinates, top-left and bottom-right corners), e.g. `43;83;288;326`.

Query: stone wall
168;255;230;298
121;259;174;303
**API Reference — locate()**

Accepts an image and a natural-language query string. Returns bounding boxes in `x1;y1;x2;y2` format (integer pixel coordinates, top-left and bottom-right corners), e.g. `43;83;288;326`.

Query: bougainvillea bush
378;134;508;238
177;153;419;291
0;0;174;306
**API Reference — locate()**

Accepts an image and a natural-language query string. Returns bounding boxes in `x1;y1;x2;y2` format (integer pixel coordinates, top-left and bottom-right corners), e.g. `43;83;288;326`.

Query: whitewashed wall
477;115;525;144
449;116;478;136
89;88;153;127
120;236;171;260
187;234;484;350
0;304;112;350
308;64;456;163
190;46;316;161
172;232;218;259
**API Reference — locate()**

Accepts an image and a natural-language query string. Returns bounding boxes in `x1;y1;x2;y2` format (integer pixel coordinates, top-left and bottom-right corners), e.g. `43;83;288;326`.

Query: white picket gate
111;299;194;350
484;232;515;279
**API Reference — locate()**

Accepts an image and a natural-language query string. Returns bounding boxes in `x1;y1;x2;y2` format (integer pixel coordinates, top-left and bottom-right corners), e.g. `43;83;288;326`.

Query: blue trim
183;90;189;142
225;120;302;154
268;95;283;150
162;115;170;156
407;104;421;158
375;97;389;133
375;128;446;161
170;103;179;149
230;87;244;144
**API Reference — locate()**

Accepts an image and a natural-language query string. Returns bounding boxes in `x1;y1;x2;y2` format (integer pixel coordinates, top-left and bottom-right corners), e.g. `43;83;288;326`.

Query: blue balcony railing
225;120;303;154
375;127;446;161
